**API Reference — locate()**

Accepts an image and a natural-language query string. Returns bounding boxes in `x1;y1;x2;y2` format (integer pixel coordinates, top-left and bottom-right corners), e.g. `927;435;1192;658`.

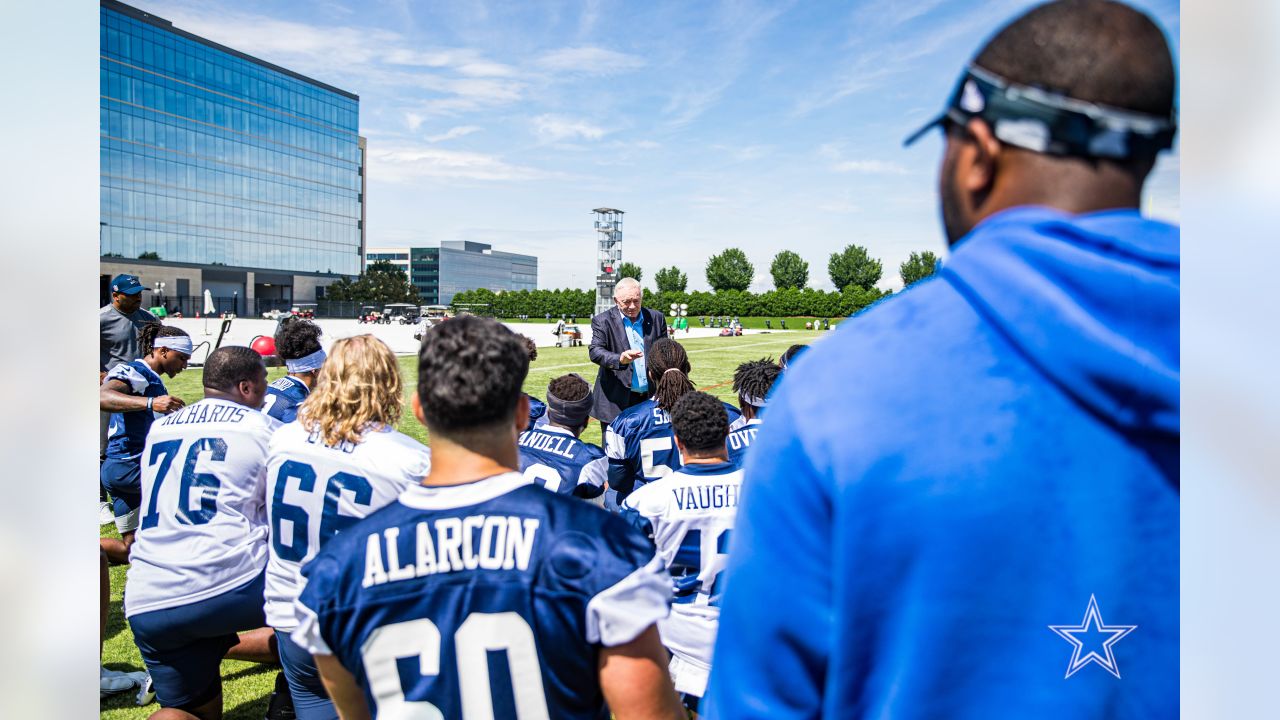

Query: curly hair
547;373;590;403
274;316;323;361
417;316;528;433
137;323;189;356
671;391;729;454
519;334;538;362
646;338;695;412
299;335;403;446
733;357;781;408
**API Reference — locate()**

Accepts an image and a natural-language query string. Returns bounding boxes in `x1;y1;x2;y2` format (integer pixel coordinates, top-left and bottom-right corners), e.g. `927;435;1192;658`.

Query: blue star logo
1048;595;1137;679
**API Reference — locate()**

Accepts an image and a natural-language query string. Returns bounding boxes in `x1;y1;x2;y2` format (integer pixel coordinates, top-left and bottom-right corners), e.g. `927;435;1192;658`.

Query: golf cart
383;303;420;325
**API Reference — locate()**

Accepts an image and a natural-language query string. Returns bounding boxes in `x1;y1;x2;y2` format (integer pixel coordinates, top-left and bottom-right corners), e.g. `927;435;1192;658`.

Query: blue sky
126;0;1180;291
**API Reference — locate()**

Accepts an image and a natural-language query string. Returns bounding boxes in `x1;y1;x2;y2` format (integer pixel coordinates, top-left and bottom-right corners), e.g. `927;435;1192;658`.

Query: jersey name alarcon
263;375;309;424
264;422;430;630
292;473;670;720
620;461;744;698
726;417;763;468
605;399;744;500
517;425;607;498
104;359;168;460
125;398;280;617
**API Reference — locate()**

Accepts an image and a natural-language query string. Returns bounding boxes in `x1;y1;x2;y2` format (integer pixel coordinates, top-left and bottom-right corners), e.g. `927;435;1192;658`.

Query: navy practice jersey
517;425;607;498
293;473;670;720
604;399;744;500
263;375;309;424
526;394;548;432
104;359;169;460
725;417;763;468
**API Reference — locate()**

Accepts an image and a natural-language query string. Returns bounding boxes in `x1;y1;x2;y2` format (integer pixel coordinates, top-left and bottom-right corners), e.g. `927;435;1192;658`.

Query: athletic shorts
275;629;337;720
100;457;142;532
129;570;267;709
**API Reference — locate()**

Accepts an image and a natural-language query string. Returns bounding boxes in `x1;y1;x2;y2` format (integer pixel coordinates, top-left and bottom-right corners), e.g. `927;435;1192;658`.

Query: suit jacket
589;305;669;423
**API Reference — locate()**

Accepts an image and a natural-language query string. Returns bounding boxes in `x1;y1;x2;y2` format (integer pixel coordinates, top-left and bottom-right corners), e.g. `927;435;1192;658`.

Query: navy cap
110;274;144;295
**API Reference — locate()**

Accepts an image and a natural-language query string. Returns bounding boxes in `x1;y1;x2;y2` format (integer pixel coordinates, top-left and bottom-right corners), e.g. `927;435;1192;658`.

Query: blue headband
286;348;326;373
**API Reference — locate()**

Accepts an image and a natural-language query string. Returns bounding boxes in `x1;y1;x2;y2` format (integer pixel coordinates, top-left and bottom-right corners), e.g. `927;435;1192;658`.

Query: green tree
617;262;643;284
324;260;421;304
828;244;883;292
705;248;754;292
654;265;688;293
899;250;940;287
770;250;809;290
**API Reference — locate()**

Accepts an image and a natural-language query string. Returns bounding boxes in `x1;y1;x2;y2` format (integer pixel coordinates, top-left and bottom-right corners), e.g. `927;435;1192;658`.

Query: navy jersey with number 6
263;375;309;424
292;473;670;719
517;425;607;498
605;399;744;500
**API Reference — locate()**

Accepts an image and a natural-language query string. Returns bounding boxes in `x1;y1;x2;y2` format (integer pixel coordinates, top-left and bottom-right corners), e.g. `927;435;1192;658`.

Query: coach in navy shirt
588;277;668;433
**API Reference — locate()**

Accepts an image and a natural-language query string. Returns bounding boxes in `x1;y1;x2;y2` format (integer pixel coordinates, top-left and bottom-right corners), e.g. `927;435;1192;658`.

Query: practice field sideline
100;330;824;718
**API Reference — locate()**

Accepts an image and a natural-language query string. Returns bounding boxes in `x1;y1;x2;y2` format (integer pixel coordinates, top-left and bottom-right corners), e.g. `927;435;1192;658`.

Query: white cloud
536;47;646;75
404;112;424;131
532;114;608;142
832;159;909;175
368;145;545;182
424;125;482;143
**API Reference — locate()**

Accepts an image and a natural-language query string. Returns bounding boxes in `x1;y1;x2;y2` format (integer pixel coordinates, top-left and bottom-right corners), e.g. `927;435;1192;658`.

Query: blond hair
299;334;403;446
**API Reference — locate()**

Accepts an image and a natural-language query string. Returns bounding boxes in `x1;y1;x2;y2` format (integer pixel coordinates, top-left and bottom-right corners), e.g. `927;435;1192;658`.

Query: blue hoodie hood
942;206;1179;435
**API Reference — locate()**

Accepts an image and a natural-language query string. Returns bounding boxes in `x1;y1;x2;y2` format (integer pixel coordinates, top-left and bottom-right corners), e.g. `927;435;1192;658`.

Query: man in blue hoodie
706;1;1179;718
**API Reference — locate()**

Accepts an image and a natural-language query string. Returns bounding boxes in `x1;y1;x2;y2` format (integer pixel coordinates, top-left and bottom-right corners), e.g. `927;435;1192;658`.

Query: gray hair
613;278;641;297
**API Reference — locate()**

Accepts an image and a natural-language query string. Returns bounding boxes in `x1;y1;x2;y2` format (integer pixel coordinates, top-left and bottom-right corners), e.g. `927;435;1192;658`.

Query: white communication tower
593;208;624;316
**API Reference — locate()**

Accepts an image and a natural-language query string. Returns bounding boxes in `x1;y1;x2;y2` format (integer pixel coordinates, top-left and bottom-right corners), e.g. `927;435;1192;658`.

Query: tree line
328;248;940;319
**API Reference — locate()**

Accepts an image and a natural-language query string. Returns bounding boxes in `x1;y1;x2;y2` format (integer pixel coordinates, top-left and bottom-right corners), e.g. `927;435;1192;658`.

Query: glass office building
99;0;364;314
365;242;537;305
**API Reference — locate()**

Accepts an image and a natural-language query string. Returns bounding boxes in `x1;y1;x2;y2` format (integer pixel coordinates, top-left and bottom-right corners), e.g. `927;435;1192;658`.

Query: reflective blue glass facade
365;243;536;305
100;0;362;276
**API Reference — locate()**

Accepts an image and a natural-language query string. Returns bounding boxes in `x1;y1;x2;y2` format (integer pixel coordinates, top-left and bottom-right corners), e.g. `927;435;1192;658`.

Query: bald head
937;0;1175;243
976;0;1175;120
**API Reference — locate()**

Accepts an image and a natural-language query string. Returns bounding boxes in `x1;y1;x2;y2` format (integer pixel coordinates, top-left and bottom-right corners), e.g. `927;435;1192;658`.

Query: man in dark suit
589;277;669;433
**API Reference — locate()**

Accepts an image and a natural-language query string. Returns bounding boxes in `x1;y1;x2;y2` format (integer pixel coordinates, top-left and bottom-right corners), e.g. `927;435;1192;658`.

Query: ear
673;434;688;463
961;118;1003;193
514;394;530;434
411;393;426;426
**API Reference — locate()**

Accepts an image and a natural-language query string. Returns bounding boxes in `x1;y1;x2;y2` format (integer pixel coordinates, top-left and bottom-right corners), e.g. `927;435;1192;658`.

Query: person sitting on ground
727;358;782;468
265;335;430;720
518;374;608;499
124;347;286;720
604;338;744;510
99;323;191;565
621;391;744;715
519;334;548;430
263;317;325;424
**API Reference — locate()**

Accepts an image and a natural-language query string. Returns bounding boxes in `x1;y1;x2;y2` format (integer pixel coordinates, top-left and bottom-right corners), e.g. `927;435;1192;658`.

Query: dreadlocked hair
733;357;781;406
299;334;403;447
138;323;189;356
647;337;695;412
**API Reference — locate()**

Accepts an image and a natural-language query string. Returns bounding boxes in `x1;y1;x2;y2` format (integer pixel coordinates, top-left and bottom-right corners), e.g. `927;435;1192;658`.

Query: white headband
741;393;768;408
154;336;193;356
286;348;327;373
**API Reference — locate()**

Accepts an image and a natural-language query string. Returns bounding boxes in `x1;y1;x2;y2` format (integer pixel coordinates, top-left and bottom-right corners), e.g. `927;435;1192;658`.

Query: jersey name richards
263;375;309;423
604;399;744;499
104;359;168;460
292;473;670;720
726;417;763;468
264;423;430;630
620;461;744;696
125;398;280;617
517;425;607;498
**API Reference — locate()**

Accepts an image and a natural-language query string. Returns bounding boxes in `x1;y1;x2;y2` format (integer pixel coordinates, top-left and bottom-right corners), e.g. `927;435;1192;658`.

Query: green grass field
100;329;823;718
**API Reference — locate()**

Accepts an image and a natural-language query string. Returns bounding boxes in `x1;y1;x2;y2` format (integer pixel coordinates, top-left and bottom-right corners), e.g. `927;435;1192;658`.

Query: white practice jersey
125;398;280;618
619;461;744;697
263;422;430;630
